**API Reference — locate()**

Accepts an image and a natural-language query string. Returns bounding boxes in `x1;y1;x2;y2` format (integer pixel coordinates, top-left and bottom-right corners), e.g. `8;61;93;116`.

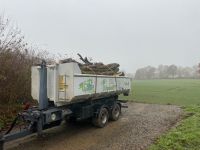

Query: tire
110;103;121;121
65;116;77;126
92;107;109;128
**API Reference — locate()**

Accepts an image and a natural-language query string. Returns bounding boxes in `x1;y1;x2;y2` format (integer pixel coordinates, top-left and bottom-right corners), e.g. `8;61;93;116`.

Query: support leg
37;117;43;136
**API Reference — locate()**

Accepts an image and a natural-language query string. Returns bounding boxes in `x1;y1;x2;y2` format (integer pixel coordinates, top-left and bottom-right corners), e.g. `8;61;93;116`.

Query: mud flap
117;100;128;108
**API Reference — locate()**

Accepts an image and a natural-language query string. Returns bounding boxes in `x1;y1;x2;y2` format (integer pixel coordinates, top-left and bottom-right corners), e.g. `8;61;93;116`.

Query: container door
58;75;68;101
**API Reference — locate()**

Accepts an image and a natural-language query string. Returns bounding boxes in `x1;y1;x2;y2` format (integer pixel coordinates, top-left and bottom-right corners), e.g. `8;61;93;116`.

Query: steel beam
39;60;48;110
4;130;33;142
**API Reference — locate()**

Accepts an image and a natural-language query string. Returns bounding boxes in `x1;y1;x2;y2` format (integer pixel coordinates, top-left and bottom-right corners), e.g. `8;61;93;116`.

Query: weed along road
5;102;182;150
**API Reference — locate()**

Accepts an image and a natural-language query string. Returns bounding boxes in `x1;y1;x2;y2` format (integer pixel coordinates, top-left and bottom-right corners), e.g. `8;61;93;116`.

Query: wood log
59;54;124;76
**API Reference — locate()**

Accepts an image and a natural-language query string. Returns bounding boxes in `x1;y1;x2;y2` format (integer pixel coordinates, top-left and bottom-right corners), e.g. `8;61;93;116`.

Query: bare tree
0;15;47;105
135;64;199;80
198;63;200;74
168;65;178;78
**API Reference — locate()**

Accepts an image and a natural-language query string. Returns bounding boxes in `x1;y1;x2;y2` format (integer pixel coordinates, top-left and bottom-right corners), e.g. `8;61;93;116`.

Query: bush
0;15;42;105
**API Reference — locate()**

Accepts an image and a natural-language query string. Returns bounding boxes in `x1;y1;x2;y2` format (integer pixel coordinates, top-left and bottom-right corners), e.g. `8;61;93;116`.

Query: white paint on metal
31;62;131;106
74;76;96;96
31;66;40;101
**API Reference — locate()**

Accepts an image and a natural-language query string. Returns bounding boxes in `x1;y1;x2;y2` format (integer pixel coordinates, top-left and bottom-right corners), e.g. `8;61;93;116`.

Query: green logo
102;79;115;91
79;79;94;93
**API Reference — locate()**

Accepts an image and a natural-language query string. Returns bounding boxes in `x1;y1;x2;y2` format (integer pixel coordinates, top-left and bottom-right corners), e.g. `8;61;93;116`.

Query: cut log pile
59;54;124;76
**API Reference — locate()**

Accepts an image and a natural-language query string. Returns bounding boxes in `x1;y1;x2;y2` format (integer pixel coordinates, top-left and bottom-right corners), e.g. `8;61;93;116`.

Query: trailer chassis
0;97;127;150
0;61;128;150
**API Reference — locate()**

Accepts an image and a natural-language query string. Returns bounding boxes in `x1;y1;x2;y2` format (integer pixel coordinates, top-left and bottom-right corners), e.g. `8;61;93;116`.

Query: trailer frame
0;61;128;150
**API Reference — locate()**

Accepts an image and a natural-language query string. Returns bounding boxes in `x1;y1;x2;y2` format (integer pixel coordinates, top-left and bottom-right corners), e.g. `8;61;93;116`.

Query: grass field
122;79;200;106
121;79;200;150
150;105;200;150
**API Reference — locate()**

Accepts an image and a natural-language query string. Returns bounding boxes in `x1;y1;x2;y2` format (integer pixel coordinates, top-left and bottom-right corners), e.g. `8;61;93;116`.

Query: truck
0;60;131;149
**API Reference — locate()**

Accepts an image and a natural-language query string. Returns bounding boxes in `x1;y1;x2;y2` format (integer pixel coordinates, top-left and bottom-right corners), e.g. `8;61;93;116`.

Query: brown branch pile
60;54;124;76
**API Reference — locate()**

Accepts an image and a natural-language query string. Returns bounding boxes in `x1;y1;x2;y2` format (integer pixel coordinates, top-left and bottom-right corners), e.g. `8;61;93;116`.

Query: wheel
110;103;121;121
92;107;109;128
65;116;77;126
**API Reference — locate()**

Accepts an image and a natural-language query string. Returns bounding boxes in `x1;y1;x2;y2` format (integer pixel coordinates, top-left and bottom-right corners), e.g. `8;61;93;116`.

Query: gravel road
5;102;182;150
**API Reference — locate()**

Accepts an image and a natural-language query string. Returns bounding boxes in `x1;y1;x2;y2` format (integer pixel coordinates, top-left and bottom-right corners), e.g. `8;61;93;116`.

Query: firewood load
59;54;125;76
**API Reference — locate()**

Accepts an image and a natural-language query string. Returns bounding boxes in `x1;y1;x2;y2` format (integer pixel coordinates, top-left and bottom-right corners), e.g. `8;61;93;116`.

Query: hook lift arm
0;61;72;150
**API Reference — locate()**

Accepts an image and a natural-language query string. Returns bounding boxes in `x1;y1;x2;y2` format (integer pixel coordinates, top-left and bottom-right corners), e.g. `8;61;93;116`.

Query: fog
1;0;200;73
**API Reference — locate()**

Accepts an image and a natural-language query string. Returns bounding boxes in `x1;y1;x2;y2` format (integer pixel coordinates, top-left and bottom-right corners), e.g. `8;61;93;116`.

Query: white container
31;62;131;106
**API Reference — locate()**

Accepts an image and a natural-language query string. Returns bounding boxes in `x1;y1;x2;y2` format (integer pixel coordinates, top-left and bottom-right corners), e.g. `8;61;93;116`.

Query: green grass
150;105;200;150
121;79;200;150
122;79;200;106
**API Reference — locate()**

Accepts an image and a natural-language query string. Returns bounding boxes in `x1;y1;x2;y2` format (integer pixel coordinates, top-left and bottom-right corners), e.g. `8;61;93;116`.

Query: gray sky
1;0;200;73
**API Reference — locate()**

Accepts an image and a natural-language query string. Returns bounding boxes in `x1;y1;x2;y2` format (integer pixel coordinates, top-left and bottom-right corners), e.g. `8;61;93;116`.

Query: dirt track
5;102;182;150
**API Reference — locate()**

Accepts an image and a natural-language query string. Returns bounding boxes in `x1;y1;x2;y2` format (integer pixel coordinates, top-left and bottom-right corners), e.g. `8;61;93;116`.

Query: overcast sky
1;0;200;73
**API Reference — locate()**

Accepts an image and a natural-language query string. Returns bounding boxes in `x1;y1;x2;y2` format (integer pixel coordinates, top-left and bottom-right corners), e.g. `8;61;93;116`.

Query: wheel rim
113;106;120;118
101;111;107;124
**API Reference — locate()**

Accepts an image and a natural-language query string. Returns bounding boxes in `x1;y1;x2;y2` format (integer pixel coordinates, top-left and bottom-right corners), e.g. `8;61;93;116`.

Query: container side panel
58;75;71;101
116;78;131;90
47;68;55;101
31;67;40;101
74;76;96;96
57;63;75;102
96;77;117;93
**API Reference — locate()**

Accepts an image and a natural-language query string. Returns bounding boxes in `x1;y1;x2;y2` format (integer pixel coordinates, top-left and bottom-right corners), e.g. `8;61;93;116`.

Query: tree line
135;65;200;80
